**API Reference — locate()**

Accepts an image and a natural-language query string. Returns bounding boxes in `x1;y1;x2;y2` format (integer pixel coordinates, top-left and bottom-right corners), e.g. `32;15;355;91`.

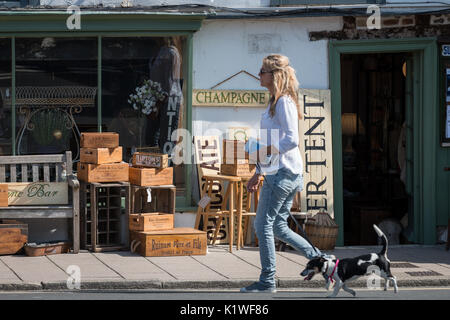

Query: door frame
329;37;438;245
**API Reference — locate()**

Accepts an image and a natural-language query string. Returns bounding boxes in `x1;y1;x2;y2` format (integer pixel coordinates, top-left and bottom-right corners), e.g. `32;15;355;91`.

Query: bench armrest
67;174;80;189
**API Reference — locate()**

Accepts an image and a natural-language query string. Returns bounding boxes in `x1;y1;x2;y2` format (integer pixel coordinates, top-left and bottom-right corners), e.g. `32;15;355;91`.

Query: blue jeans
254;167;323;288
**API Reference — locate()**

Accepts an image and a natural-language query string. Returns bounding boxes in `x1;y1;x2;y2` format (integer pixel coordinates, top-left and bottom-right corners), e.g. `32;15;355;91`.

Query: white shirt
259;95;303;175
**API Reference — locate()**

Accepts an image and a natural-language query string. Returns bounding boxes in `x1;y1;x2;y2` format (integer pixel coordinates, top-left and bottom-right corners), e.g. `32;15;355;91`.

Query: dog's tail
373;224;388;257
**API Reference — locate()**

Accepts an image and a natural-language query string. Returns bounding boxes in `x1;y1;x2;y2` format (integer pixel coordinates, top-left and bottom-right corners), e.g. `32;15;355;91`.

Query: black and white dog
300;224;398;298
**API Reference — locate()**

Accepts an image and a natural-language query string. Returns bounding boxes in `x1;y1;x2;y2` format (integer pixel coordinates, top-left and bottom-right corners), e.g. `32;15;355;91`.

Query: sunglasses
259;68;272;75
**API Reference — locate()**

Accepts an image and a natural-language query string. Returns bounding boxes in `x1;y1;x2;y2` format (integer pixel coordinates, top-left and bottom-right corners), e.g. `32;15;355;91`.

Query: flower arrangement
128;79;168;116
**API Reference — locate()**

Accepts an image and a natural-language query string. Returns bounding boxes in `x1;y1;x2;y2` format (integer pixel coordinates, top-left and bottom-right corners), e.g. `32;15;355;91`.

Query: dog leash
329;259;339;283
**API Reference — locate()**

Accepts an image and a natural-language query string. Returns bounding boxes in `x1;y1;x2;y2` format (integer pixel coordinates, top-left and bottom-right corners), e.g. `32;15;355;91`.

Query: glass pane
0;38;12;155
102;36;186;192
15;37;97;159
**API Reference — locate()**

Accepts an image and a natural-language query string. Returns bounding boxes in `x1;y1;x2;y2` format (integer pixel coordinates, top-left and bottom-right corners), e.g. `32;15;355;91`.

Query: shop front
0;11;205;242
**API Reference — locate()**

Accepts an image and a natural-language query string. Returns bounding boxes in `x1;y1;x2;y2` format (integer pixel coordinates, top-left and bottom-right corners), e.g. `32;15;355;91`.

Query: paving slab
48;252;122;280
93;252;175;281
191;248;260;279
0;255;67;283
148;255;226;281
0;259;21;282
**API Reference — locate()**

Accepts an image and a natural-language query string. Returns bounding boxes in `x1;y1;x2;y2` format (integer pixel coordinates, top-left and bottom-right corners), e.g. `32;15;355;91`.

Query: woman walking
241;54;328;293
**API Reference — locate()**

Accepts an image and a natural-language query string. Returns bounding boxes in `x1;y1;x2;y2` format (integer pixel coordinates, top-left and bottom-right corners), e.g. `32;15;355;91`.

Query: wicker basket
304;211;339;250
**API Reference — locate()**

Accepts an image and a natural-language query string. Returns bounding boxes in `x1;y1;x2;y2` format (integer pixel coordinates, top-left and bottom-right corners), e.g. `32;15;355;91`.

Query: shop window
14;37;98;157
102;36;186;193
0;38;12;156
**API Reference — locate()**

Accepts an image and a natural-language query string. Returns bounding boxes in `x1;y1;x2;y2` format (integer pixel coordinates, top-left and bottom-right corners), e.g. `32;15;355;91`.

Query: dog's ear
319;257;327;263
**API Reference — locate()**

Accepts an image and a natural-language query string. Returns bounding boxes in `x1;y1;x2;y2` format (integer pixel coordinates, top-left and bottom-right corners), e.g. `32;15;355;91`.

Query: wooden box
24;241;71;257
0;221;28;255
222;139;247;164
131;185;176;215
130;227;207;257
132;152;169;169
129;213;174;232
221;163;256;178
77;162;129;183
0;184;8;207
80;132;119;148
80;147;123;164
129;167;173;186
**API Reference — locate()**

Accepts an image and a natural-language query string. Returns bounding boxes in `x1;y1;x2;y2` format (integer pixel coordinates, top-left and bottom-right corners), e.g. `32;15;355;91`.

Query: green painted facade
330;38;442;245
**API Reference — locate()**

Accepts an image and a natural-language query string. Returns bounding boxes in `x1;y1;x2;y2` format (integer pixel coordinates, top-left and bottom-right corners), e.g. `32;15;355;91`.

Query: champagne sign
193;90;270;108
8;182;68;205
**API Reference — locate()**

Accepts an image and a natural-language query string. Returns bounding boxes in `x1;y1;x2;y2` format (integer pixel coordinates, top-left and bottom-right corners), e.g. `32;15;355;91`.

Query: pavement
0;244;449;291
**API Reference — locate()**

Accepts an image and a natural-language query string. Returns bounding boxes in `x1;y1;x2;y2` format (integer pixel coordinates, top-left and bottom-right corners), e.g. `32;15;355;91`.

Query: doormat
405;271;443;277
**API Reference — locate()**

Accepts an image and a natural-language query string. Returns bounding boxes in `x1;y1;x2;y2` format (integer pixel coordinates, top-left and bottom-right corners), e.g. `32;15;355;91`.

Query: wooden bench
0;151;80;253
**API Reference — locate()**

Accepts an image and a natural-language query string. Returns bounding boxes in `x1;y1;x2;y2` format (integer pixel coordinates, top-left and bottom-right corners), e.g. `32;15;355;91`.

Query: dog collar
329;259;339;283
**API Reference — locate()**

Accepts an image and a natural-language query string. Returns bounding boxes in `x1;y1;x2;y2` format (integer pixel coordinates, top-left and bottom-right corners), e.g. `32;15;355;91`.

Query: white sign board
8;182;68;206
298;89;334;218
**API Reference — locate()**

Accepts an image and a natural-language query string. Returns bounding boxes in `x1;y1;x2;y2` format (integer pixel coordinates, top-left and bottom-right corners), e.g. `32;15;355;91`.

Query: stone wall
309;14;448;41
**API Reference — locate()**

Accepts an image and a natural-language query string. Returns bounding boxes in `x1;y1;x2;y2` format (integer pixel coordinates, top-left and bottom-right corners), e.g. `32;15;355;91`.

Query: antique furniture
0;151;80;253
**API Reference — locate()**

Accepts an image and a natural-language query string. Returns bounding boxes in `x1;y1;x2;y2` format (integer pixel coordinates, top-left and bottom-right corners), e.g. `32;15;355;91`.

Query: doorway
340;53;413;245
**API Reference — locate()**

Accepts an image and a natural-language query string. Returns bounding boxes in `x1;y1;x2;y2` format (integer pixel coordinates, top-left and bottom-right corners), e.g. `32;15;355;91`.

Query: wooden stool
195;174;243;253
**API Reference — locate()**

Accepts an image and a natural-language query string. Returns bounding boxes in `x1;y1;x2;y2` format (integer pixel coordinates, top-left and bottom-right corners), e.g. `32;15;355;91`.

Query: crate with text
129;213;174;232
132;152;169;169
130;228;207;257
77;162;129;183
0;184;8;207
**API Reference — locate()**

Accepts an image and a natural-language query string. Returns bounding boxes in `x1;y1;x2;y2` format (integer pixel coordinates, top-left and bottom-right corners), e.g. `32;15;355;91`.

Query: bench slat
44;164;50;182
21;164;27;182
10;165;16;182
0;154;65;164
55;164;60;182
0;165;5;182
32;164;39;182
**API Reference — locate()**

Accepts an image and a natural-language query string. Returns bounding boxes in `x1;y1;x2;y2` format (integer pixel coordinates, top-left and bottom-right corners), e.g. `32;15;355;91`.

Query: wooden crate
0;184;7;207
80;147;123;164
0;221;27;255
129;213;174;231
77;162;129;183
129;167;173;186
80;182;130;252
80;132;119;148
130;228;207;257
131;185;176;215
222;139;247;164
221;163;256;178
132;152;169;169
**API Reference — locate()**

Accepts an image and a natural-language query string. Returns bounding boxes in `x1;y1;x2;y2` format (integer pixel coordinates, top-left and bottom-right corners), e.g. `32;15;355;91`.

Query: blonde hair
262;54;301;119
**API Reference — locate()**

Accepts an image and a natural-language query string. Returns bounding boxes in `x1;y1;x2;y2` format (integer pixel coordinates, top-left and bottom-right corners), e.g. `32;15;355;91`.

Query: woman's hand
247;173;261;193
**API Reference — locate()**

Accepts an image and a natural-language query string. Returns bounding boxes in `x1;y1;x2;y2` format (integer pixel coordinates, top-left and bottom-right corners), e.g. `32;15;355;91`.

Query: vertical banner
298;89;334;218
193;136;229;244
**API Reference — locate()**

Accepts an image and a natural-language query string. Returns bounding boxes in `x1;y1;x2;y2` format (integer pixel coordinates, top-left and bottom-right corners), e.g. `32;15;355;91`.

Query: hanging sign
442;45;450;57
298;89;334;218
193;90;270;108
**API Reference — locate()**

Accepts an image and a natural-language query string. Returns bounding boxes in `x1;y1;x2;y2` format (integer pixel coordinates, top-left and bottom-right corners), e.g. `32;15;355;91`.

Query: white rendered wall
192;17;342;138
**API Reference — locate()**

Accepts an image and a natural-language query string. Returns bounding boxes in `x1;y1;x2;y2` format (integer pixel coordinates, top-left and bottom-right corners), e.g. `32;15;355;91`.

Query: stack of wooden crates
77;132;130;252
128;152;207;257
